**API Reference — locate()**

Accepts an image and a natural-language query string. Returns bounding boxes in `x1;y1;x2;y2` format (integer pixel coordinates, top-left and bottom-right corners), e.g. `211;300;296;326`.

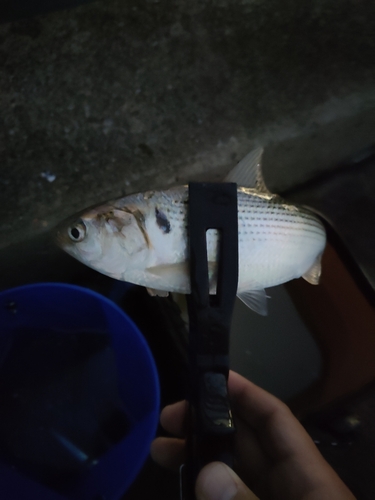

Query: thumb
195;462;259;500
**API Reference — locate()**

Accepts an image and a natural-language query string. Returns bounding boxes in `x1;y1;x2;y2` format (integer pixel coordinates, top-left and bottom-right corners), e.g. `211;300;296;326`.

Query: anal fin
237;288;268;316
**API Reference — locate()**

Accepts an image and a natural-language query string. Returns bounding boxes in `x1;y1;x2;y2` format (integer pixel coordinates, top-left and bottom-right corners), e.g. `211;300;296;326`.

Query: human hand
151;371;356;500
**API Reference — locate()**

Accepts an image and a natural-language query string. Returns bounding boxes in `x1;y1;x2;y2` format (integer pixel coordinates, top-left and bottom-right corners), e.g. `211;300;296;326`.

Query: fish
56;147;326;315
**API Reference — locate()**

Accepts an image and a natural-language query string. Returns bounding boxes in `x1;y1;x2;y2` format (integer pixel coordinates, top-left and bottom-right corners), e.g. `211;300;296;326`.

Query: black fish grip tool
181;182;239;500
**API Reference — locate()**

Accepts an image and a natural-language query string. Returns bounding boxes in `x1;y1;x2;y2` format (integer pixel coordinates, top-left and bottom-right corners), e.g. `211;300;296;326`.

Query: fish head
55;203;150;279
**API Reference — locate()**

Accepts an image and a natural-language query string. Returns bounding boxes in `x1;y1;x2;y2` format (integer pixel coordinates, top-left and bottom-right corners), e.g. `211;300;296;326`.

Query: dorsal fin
225;147;270;193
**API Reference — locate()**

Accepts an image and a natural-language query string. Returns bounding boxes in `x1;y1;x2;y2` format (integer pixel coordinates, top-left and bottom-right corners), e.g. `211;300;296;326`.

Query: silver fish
56;148;326;315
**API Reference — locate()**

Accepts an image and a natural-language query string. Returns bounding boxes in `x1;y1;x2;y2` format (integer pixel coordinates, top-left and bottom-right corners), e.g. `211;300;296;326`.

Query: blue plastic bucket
0;283;160;500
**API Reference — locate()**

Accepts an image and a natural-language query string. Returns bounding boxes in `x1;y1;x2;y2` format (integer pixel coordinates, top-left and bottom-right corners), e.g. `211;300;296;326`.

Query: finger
160;400;187;437
228;373;356;499
196;462;259;500
228;371;318;461
150;437;185;471
228;371;288;430
233;415;267;486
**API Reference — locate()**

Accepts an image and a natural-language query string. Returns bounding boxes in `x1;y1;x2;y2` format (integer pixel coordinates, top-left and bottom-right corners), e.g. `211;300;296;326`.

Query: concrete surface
1;0;375;249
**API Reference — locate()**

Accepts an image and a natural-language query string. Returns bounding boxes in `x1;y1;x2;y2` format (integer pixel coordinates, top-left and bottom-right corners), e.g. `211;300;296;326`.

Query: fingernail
196;462;239;500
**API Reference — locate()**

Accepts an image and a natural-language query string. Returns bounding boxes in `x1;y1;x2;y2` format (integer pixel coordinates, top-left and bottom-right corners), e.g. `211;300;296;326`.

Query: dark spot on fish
155;207;171;234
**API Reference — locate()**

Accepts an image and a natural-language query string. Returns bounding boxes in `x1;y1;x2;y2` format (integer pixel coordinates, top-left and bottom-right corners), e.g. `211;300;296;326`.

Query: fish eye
68;221;86;242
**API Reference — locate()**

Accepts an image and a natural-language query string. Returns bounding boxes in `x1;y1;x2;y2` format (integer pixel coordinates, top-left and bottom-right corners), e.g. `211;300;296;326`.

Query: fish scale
56;147;326;315
119;186;325;292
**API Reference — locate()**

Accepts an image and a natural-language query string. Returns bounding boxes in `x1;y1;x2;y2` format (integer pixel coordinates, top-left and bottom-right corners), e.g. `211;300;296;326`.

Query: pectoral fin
302;254;322;285
237;288;268;316
146;261;218;293
225;147;271;194
146;262;189;278
145;262;190;291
